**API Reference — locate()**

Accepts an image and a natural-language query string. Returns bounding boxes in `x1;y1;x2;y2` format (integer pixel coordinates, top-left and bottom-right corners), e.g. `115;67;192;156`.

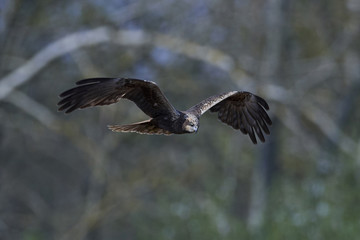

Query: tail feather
108;119;172;135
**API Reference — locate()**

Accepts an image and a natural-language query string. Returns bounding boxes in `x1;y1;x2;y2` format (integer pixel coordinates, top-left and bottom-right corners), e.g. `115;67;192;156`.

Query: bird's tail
108;119;172;135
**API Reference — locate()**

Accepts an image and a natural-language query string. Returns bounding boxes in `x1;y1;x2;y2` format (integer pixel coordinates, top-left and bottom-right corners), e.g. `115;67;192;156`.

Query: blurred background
1;0;360;239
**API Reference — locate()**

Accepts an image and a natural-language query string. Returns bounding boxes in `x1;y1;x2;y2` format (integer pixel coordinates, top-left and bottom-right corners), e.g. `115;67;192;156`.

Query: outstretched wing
187;91;272;144
58;78;179;119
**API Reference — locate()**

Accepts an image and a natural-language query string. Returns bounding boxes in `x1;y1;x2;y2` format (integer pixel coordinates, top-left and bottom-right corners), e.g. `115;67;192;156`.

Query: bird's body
58;78;272;144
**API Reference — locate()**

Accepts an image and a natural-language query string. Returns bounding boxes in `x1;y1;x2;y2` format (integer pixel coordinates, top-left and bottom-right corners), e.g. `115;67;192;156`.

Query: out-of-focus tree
0;0;359;239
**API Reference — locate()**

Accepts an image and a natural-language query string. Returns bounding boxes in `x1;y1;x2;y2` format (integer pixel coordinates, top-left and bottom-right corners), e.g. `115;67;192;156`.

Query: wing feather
58;78;178;119
187;91;272;144
238;109;247;134
232;106;239;129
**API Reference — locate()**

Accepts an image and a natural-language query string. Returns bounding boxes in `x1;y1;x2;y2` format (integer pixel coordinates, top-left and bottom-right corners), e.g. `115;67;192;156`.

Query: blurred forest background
1;0;360;239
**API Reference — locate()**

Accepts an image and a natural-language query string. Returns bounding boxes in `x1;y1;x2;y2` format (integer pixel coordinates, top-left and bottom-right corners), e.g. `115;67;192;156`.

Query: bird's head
183;114;199;133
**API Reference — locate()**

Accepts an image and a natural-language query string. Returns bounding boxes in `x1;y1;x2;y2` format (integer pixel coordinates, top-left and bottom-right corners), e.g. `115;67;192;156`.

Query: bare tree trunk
247;0;286;232
247;120;278;232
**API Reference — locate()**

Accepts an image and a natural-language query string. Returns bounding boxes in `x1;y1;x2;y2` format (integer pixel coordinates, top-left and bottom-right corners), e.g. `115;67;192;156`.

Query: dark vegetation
0;0;359;239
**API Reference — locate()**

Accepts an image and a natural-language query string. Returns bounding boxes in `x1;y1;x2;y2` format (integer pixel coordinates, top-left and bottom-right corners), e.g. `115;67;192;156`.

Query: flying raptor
58;78;272;144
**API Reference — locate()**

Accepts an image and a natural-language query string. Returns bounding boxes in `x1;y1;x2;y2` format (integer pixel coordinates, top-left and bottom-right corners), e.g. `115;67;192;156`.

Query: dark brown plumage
58;77;272;144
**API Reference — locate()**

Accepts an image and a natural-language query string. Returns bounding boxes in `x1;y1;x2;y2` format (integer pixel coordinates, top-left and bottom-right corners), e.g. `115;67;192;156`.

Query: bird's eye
189;122;194;127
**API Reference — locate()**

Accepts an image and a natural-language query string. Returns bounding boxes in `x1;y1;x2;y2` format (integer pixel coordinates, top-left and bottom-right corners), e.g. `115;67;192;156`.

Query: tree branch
1;26;357;160
0;27;112;100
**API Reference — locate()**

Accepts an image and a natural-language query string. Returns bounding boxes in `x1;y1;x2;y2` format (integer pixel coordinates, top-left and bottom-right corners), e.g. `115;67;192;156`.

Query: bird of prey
58;78;272;144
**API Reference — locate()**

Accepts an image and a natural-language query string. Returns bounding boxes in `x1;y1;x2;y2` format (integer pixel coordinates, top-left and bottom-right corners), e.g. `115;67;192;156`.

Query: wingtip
56;105;70;114
256;95;270;110
58;91;67;98
268;118;273;125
